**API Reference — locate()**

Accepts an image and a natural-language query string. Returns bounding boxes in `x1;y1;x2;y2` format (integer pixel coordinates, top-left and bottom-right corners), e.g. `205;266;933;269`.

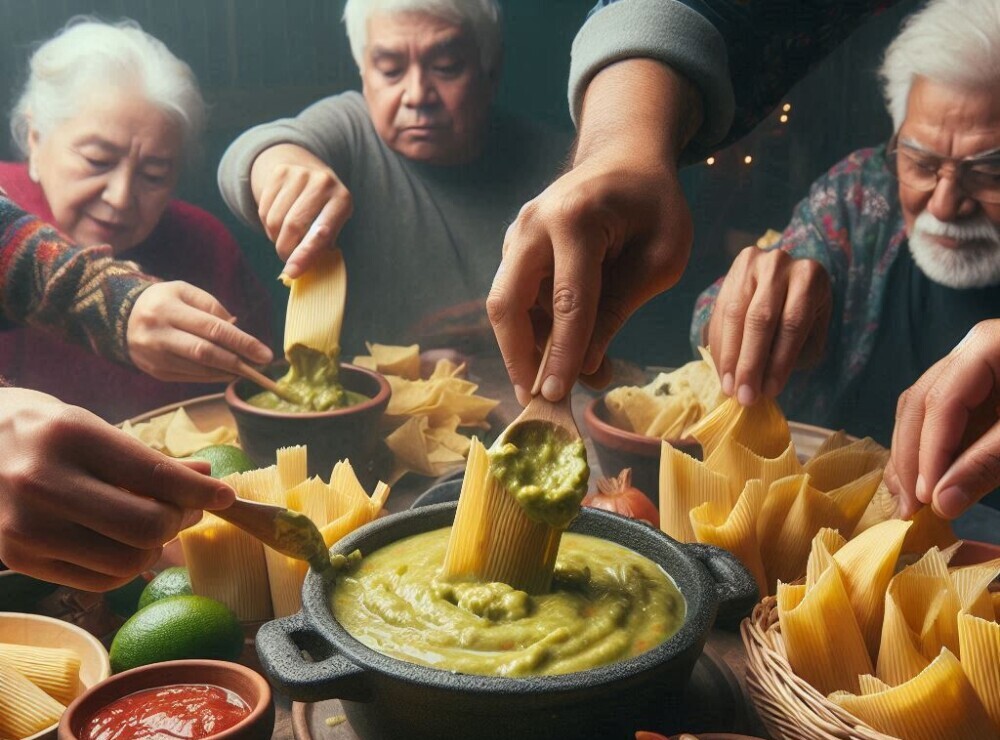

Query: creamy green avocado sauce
330;527;685;677
246;344;367;412
488;421;589;529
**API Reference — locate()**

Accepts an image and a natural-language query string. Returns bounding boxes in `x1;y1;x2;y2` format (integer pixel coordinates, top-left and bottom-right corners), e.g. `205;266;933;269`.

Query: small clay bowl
225;362;390;487
59;659;273;740
0;612;111;740
583;395;702;502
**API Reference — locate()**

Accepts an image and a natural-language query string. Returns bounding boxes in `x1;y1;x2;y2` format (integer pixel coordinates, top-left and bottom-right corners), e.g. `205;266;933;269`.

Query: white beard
907;210;1000;289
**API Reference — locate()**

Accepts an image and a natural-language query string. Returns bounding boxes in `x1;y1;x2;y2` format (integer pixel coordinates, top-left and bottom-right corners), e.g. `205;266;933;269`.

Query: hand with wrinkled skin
0;388;236;591
885;319;1000;520
127;281;273;383
489;60;702;406
250;143;354;280
706;247;833;406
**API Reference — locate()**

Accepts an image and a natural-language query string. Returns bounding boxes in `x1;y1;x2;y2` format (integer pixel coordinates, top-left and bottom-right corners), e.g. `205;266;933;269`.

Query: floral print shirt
690;146;908;423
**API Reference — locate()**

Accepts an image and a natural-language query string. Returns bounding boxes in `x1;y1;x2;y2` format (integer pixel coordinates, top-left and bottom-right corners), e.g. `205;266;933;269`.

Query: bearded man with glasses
690;0;1000;518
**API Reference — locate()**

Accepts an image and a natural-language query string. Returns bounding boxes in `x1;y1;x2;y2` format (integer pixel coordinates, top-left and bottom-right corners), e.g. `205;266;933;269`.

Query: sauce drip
81;684;251;740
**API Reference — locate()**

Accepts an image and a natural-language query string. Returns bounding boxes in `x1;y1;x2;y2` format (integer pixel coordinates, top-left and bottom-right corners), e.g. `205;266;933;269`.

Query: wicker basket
741;596;899;740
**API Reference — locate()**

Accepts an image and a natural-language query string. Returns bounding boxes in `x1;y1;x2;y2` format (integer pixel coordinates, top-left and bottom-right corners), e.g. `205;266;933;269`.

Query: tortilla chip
121;407;237;457
353;343;421;379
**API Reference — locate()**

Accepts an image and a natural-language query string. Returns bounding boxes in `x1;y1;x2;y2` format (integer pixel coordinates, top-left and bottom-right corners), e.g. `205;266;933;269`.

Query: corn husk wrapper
830;649;995;740
757;470;881;591
704;437;802;493
0;655;65;739
180;466;280;621
689;479;768;597
121;407;236;457
0;643;79;705
282;247;345;357
442;438;560;594
689;396;791;461
659;443;735;543
959;611;1000;732
803;437;888;492
876;547;965;685
829;519;913;659
853;483;957;554
267;457;390;617
777;556;873;695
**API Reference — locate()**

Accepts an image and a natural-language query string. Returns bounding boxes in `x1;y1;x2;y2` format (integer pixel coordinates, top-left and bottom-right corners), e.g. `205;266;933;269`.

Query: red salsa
82;684;251;740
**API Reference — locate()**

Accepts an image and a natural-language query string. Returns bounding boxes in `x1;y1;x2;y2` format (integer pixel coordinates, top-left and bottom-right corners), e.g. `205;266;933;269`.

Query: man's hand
885;319;1000;520
127;281;272;382
251;143;354;280
706;247;832;405
488;60;702;405
0;389;235;590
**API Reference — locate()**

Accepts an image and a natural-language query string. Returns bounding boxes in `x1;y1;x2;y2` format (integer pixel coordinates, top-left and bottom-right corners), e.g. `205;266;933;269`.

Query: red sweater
0;162;273;423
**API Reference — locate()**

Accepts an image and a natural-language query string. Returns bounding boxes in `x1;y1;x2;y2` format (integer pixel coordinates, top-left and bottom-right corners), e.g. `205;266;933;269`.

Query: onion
581;468;659;527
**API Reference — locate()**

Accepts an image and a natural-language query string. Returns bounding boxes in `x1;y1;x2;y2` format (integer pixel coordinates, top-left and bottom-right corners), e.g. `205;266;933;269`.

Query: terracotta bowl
225;362;390;486
583;395;701;502
0;612;111;740
59;659;274;740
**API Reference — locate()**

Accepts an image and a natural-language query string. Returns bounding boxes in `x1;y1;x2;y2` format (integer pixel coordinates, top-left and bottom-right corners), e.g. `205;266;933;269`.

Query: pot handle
685;543;759;630
255;612;371;703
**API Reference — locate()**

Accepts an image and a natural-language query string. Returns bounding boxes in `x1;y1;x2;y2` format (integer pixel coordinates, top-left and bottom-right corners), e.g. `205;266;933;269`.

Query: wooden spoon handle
530;334;555;397
235;361;297;404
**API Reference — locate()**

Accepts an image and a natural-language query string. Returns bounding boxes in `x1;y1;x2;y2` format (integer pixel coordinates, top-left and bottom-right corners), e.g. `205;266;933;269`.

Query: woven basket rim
740;595;900;740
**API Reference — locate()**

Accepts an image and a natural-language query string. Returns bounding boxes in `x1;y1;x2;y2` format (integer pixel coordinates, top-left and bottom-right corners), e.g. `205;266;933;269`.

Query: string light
744;155;753;165
782;103;791;112
706;156;716;165
779;114;789;123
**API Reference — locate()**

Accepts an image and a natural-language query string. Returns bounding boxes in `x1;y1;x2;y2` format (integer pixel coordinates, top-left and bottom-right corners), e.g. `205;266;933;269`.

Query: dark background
0;0;922;368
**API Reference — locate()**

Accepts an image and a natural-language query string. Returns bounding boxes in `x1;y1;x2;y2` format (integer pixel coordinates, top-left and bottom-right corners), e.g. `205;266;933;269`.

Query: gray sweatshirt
218;91;569;354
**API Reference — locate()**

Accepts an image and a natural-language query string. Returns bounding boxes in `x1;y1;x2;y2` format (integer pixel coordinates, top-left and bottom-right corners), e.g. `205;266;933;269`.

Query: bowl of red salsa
58;660;273;740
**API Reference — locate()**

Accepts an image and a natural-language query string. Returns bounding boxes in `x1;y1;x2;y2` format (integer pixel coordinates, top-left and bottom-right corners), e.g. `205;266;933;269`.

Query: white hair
10;17;205;163
909;210;1000;288
880;0;1000;130
343;0;503;76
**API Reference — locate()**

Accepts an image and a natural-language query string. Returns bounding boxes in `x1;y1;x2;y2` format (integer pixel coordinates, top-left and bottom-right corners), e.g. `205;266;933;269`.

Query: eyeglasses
886;133;1000;204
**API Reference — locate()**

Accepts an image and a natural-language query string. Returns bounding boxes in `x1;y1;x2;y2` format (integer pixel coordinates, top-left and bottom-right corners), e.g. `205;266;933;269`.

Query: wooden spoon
233;360;303;405
212;496;331;574
495;334;582;447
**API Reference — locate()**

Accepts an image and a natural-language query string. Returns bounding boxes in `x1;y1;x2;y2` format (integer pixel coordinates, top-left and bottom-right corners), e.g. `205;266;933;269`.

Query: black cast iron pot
255;502;757;740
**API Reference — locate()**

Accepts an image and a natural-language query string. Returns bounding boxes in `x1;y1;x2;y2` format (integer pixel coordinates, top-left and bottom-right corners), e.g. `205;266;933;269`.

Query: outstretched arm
489;59;701;404
0;387;235;591
0;195;272;383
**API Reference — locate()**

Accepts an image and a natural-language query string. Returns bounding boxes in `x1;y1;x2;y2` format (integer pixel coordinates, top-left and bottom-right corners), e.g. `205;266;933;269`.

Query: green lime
109;594;243;673
137;567;192;611
188;444;255;478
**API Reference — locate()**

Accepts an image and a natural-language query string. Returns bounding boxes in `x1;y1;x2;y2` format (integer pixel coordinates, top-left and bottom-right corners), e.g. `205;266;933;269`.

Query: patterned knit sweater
0;193;156;367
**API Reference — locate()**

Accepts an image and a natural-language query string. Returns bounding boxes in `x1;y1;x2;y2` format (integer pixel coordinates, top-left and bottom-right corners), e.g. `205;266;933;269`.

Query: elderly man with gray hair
690;0;1000;519
219;0;568;354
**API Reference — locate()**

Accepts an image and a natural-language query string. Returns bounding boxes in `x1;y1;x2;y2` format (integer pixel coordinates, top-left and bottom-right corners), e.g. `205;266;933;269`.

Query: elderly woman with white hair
689;0;1000;518
218;0;568;358
1;18;273;422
